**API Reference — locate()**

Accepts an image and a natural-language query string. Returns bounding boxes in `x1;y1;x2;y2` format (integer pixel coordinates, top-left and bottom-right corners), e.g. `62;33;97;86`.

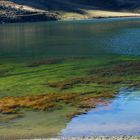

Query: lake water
0;18;140;138
0;18;140;58
60;88;140;136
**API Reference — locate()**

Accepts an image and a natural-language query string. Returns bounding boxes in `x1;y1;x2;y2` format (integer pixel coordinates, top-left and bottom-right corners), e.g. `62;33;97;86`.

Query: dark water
0;18;140;58
60;88;140;136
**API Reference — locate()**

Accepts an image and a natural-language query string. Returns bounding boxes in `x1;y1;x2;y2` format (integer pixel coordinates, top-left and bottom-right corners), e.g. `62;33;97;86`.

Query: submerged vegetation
60;60;140;87
0;56;140;123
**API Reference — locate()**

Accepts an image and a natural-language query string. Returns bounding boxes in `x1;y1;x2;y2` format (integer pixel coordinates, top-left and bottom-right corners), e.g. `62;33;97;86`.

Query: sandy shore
59;10;140;20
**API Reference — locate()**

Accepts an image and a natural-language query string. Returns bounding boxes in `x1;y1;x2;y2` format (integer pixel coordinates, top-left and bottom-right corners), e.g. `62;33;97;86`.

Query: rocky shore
0;0;58;23
20;137;140;140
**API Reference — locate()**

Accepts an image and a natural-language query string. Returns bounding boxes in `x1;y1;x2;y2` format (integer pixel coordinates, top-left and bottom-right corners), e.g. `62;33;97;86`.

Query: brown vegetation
0;93;78;114
91;60;140;77
27;58;63;67
0;91;114;121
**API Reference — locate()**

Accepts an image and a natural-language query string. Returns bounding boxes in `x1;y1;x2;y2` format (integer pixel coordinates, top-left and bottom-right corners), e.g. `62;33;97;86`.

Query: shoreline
1;14;140;24
0;13;57;24
13;137;140;140
1;0;140;24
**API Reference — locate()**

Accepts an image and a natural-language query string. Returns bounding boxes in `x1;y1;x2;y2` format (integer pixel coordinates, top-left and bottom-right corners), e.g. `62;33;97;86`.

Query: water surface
61;88;140;136
0;18;140;138
0;18;140;58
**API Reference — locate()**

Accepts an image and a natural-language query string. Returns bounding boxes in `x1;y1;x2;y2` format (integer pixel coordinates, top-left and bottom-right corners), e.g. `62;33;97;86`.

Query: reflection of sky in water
108;28;140;55
60;88;140;136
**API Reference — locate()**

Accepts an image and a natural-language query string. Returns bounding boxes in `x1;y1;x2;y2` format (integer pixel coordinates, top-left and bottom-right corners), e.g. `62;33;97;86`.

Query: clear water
60;88;140;136
0;18;140;138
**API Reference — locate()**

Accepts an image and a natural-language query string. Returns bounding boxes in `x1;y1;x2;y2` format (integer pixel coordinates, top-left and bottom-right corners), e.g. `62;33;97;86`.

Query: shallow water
60;88;140;136
0;18;140;138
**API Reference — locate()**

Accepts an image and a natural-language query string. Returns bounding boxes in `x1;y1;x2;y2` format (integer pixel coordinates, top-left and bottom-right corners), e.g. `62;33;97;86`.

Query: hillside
0;0;140;23
11;0;140;12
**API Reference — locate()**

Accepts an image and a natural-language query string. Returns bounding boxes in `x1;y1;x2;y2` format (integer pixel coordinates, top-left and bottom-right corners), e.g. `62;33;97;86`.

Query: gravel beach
20;137;140;140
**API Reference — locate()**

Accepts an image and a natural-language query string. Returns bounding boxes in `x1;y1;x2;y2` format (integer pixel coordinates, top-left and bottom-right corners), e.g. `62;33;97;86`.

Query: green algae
0;56;139;119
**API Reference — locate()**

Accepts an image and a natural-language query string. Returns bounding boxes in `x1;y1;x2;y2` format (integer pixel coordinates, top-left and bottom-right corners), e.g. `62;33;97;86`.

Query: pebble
20;137;140;140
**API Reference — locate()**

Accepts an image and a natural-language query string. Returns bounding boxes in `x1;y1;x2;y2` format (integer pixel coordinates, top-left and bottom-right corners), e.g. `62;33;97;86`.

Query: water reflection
60;88;140;136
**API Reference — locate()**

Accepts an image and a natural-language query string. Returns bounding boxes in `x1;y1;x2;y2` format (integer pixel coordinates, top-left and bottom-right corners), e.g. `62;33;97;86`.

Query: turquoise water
61;88;140;136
